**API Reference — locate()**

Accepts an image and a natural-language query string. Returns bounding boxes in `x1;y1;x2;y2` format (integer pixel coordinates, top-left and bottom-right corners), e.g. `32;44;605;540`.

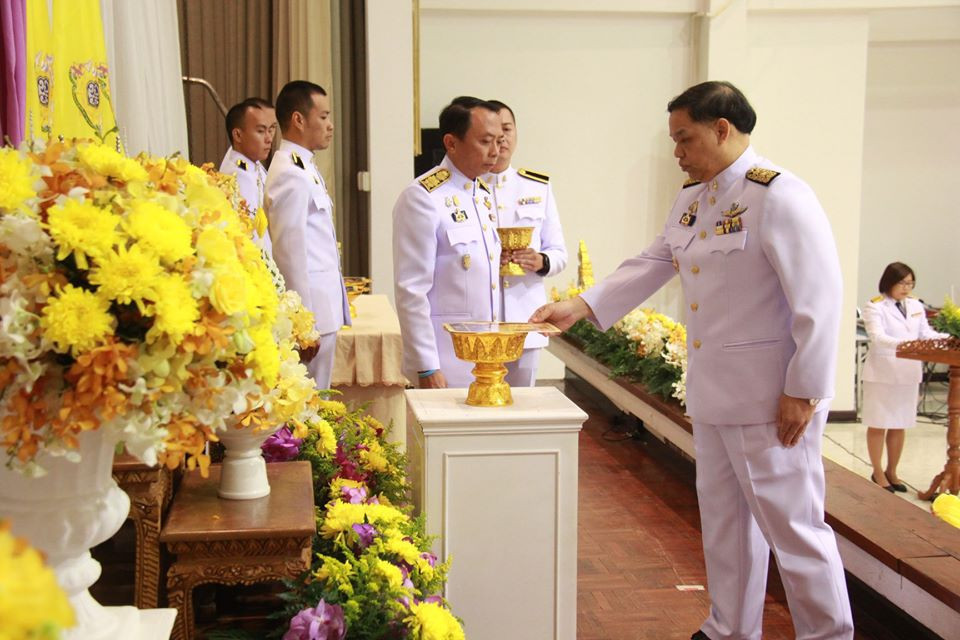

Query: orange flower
157;414;216;477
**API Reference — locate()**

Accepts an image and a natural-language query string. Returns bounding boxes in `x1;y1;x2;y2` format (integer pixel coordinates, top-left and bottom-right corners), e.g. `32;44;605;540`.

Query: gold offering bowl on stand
343;276;372;318
444;322;560;407
496;226;535;277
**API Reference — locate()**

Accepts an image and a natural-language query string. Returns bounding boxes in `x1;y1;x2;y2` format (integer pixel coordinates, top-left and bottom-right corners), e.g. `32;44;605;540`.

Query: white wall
859;10;960;308
366;1;414;300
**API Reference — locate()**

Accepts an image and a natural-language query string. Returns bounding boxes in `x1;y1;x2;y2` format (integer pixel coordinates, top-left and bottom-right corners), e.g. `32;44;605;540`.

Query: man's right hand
298;343;320;365
419;370;448;389
529;296;592;331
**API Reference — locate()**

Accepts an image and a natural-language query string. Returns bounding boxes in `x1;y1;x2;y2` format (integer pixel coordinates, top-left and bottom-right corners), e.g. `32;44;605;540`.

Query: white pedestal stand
0;430;175;639
406;387;586;640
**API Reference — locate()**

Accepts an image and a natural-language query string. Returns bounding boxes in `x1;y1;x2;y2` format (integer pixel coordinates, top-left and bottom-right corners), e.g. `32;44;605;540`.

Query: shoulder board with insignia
746;167;780;186
418;168;451;192
682;178;700;189
870;295;884;303
517;168;549;184
236;159;248;171
291;152;305;170
477;177;491;193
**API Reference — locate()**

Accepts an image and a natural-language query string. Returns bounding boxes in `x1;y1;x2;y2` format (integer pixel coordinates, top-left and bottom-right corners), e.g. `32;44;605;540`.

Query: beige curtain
177;0;274;165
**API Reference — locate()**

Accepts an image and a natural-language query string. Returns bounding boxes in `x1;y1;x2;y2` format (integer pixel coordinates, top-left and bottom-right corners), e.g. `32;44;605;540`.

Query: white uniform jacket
580;146;842;425
265;139;350;335
484;165;568;349
219;147;272;255
862;295;947;385
393;156;502;379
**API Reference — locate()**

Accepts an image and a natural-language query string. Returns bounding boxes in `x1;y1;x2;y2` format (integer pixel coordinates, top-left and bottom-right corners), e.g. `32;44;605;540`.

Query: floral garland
0;141;320;476
261;397;464;640
0;520;74;638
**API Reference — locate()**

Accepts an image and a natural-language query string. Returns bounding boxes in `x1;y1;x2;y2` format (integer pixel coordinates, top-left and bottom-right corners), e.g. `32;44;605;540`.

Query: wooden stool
112;453;174;609
160;461;315;640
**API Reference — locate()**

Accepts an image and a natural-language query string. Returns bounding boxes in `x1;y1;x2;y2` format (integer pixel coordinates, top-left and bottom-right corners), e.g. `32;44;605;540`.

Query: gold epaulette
870;295;884;303
746;167;780;186
236;159;247;171
291;152;305;170
682;178;701;189
418;168;451;192
517;168;549;184
477;177;491;193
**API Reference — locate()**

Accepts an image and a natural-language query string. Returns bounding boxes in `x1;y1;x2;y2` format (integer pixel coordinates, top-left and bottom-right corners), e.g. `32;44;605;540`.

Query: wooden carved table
112;452;175;609
159;461;315;640
898;338;960;499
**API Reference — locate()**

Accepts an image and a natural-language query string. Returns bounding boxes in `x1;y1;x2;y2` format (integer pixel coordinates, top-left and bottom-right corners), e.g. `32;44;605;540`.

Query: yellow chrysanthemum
361;440;390;473
0;148;38;212
317;399;348;417
314;419;337;456
89;244;164;309
0;523;75;638
77;143;148;183
329;477;367;500
371;558;404;591
405;601;465;640
147;275;199;345
124;200;194;264
246;325;280;387
40;285;115;356
320;501;407;539
383;537;421;565
45;198;123;269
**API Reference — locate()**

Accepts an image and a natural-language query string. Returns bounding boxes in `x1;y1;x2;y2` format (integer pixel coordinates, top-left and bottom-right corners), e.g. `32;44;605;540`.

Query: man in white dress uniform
481;100;568;387
265;81;350;389
532;81;853;640
219;97;276;255
393;97;503;388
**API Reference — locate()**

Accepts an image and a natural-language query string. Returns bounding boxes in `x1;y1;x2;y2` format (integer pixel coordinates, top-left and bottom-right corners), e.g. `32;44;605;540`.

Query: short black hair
225;97;274;143
276;81;327;131
667;81;757;134
487;99;516;125
439;96;499;140
878;262;916;295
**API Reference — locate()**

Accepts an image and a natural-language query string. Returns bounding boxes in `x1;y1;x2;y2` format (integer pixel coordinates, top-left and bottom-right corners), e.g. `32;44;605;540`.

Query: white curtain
100;0;189;158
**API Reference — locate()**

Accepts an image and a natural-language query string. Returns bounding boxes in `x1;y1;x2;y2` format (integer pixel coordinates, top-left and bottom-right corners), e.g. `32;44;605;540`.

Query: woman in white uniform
861;262;948;492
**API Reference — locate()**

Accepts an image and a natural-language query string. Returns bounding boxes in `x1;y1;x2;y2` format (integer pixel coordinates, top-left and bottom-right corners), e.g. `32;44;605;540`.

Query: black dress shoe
872;475;896;493
691;632;712;640
885;472;908;492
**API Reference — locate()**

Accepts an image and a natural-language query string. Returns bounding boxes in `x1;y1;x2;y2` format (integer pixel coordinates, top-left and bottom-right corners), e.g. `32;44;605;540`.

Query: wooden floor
566;380;886;640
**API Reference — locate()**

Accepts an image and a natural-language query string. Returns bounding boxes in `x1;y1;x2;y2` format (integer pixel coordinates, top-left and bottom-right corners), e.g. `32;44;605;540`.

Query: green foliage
931;298;960;339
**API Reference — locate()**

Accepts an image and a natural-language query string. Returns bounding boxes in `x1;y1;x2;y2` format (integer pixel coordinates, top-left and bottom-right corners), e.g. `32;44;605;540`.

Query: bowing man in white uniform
393;97;503;389
481;100;568;387
532;82;853;640
861;262;948;492
265;81;350;390
219;97;276;255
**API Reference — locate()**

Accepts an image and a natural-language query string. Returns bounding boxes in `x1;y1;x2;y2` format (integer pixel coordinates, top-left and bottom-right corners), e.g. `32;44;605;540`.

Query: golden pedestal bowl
343;276;371;318
496;226;535;277
444;321;560;407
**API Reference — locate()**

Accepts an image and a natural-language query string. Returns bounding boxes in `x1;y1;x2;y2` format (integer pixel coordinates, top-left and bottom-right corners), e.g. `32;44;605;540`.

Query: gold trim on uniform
518;196;542;206
746;167;780;185
518;168;550;184
477;177;491;193
418;168;451;192
462;255;471;270
721;202;748;218
291;152;305;170
870;295;884;303
236;159;247;171
682;178;701;189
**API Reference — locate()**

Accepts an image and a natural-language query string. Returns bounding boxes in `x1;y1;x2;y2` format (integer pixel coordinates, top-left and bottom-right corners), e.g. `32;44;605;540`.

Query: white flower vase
217;424;281;500
0;429;175;639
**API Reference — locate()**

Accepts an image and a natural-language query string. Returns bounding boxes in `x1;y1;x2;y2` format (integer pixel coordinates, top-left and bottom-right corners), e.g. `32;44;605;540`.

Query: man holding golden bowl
482;100;568;387
393;97;504;389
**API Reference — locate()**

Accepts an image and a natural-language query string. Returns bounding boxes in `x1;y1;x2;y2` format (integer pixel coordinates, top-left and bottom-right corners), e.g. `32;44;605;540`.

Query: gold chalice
444;321;560;407
343;276;371;318
497;226;535;276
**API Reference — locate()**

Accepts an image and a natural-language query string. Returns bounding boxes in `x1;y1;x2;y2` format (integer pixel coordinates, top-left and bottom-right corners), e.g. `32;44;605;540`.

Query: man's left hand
777;394;816;447
511;248;543;273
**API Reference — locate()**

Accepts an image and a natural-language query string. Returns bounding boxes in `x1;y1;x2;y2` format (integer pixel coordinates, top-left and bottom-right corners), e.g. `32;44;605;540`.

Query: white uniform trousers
505;348;540;387
308;330;339;391
694;412;853;640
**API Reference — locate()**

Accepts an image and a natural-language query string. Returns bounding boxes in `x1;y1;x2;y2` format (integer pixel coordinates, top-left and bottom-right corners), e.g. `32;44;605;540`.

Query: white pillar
406;387;586;640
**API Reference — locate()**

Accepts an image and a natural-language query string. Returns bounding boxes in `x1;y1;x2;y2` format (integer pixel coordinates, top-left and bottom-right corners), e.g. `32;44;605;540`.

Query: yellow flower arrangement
0;521;75;639
0;139;323;474
405;601;466;640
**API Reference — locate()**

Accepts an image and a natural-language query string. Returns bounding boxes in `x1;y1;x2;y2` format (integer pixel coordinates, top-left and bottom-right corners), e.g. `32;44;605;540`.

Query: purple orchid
341;485;367;504
262;426;303;462
352;522;377;548
282;599;346;640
